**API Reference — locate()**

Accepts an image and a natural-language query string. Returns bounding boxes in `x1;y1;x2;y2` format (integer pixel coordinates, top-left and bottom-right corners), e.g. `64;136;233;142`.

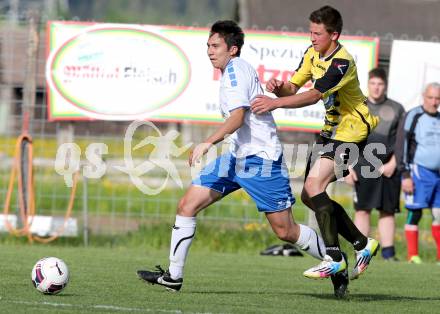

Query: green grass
0;243;439;313
2;217;438;263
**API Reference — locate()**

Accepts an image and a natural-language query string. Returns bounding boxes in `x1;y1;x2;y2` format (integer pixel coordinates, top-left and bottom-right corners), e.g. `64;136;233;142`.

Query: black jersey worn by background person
357;97;405;166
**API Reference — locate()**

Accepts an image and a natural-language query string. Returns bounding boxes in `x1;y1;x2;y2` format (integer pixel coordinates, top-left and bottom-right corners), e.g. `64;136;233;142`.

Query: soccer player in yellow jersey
251;5;380;296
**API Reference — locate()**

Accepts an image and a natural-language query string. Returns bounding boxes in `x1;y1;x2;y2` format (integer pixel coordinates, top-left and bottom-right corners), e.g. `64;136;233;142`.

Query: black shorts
353;162;401;213
305;136;366;181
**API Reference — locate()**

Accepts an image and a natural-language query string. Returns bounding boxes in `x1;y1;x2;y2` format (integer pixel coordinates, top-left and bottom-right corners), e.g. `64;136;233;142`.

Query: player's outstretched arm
266;79;299;97
251;88;322;114
189;107;246;166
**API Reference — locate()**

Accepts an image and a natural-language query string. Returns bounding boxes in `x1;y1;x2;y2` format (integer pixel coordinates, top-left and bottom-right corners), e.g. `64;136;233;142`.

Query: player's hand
189;142;213;167
265;79;284;95
402;177;414;194
344;167;358;186
251;95;279;114
380;162;395;178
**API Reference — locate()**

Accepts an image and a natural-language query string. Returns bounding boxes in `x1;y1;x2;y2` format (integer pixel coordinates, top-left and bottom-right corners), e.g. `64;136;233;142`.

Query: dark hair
210;20;244;56
368;67;387;84
309;6;343;35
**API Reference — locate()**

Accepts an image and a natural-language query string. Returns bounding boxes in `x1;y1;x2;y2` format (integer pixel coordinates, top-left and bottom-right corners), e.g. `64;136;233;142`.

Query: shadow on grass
34;293;77;298
187;290;302;296
295;293;440;302
187;290;440;302
47;293;76;297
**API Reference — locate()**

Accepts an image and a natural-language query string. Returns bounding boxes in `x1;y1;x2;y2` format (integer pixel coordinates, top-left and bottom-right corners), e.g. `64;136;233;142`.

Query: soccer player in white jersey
137;20;326;292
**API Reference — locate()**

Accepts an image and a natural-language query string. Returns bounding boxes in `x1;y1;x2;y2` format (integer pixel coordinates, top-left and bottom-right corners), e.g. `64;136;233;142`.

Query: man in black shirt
346;68;405;261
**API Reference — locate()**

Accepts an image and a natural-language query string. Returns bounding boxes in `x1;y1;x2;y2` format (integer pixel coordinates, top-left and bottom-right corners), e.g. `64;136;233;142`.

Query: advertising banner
388;40;440;110
46;21;378;131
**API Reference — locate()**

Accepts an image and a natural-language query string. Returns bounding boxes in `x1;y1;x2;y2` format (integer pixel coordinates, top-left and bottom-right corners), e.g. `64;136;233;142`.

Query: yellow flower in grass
421;232;434;244
103;178;114;189
244;222;267;232
233;190;251;204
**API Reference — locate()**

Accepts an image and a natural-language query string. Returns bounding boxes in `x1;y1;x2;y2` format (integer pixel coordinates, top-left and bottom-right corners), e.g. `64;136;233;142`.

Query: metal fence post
82;175;89;247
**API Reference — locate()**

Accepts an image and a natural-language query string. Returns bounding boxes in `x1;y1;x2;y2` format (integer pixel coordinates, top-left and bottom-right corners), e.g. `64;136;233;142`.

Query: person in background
346;68;405;261
396;82;440;264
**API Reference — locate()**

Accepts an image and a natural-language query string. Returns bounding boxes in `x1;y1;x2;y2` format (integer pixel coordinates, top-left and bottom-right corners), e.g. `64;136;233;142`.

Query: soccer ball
31;257;69;294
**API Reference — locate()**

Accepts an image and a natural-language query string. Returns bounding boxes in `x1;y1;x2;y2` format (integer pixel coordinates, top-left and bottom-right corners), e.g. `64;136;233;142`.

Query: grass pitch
0;243;439;313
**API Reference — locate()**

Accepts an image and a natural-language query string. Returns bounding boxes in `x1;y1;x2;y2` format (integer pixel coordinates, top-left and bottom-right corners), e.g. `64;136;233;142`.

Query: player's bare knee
303;180;321;198
289;223;300;242
303;180;313;195
301;189;311;207
275;227;291;242
272;221;297;242
177;197;198;217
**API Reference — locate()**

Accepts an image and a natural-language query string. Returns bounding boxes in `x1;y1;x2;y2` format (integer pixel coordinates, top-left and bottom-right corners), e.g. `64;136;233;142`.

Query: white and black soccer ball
31;257;69;295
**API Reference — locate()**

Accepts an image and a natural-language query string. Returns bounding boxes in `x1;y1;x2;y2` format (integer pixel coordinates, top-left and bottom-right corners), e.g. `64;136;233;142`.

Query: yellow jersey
290;44;378;142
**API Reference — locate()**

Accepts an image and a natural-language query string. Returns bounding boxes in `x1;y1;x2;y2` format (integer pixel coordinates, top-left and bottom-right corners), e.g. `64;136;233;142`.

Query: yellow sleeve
290;46;313;87
314;58;351;99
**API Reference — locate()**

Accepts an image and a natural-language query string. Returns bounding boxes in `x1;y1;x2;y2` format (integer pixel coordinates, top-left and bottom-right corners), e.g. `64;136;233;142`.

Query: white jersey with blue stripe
219;57;282;161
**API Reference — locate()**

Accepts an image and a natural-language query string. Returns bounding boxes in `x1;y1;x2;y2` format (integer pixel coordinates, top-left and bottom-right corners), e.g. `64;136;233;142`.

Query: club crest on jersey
333;63;347;75
331;59;349;75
